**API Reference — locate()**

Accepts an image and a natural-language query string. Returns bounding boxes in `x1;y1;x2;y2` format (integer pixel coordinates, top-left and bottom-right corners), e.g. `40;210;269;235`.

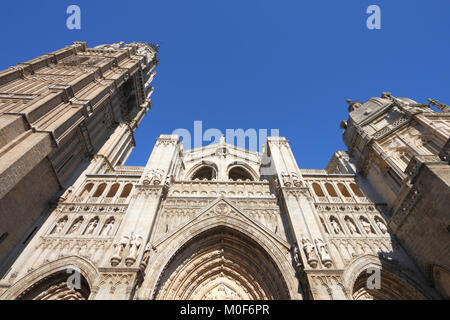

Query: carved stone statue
68;218;83;235
292;244;303;272
330;218;342;234
290;172;303;187
126;235;142;266
52;218;67;235
345;217;358;234
143;168;165;185
140;243;152;271
281;172;291;187
111;236;129;266
376;219;388;234
302;236;318;268
102;219;115;236
84;218;98;235
315;238;332;267
360;218;374;234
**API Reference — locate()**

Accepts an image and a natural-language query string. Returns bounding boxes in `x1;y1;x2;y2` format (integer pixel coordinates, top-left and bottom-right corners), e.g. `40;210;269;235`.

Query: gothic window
350;183;364;197
325;183;338;197
106;183;120;198
337;183;351;197
93;183;107;197
120;184;133;198
191;166;217;180
228;166;254;181
312;183;325;197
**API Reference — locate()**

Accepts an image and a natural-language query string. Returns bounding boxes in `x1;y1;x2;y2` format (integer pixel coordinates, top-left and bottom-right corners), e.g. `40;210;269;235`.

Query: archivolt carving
1;256;99;300
151;227;291;300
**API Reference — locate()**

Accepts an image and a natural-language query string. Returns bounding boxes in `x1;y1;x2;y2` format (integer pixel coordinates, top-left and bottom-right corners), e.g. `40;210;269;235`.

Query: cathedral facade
0;42;448;300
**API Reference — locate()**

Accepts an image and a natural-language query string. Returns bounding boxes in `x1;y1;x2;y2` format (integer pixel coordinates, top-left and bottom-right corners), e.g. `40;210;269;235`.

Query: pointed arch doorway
152;226;291;300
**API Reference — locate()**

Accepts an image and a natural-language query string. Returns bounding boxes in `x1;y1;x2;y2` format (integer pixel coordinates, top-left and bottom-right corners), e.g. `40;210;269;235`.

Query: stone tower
336;93;450;298
0;42;159;272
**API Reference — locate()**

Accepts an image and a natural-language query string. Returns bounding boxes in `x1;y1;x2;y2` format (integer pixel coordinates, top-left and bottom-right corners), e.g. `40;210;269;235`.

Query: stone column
96;135;180;299
266;137;341;299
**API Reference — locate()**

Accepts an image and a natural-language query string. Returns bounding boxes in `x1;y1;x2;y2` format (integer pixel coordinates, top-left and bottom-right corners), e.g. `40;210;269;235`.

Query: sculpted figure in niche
102;218;115;236
302;236;318;268
360;217;374;235
330;217;342;234
67;218;83;235
375;218;388;234
84;218;98;235
345;217;359;234
315;238;332;267
51;217;67;234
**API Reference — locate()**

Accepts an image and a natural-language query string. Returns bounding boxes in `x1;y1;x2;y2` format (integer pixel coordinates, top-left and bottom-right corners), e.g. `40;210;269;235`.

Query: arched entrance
16;270;90;300
153;226;290;300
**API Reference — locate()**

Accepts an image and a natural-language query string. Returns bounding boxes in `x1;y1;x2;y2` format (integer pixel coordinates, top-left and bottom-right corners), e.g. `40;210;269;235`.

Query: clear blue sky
1;1;449;169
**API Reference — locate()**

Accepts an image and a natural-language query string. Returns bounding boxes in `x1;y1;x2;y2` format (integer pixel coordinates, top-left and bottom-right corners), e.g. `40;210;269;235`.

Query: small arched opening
325;183;338;197
337;183;351;197
191;166;217;180
312;183;325;197
106;183;120;198
93;183;107;197
120;184;133;198
228;166;254;181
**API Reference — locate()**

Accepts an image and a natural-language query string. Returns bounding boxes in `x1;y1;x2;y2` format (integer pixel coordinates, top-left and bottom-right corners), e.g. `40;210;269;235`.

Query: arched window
337;183;351;197
120;184;133;198
228;166;254;181
106;183;120;198
191;166;217;180
312;183;325;197
350;183;364;197
325;183;338;197
93;183;107;197
80;183;93;198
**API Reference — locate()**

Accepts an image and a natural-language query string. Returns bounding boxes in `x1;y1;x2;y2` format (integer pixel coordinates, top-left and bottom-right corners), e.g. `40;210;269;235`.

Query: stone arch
1;256;99;300
141;215;300;300
152;226;291;300
430;264;450;299
343;255;428;300
187;161;218;180
227;162;258;181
